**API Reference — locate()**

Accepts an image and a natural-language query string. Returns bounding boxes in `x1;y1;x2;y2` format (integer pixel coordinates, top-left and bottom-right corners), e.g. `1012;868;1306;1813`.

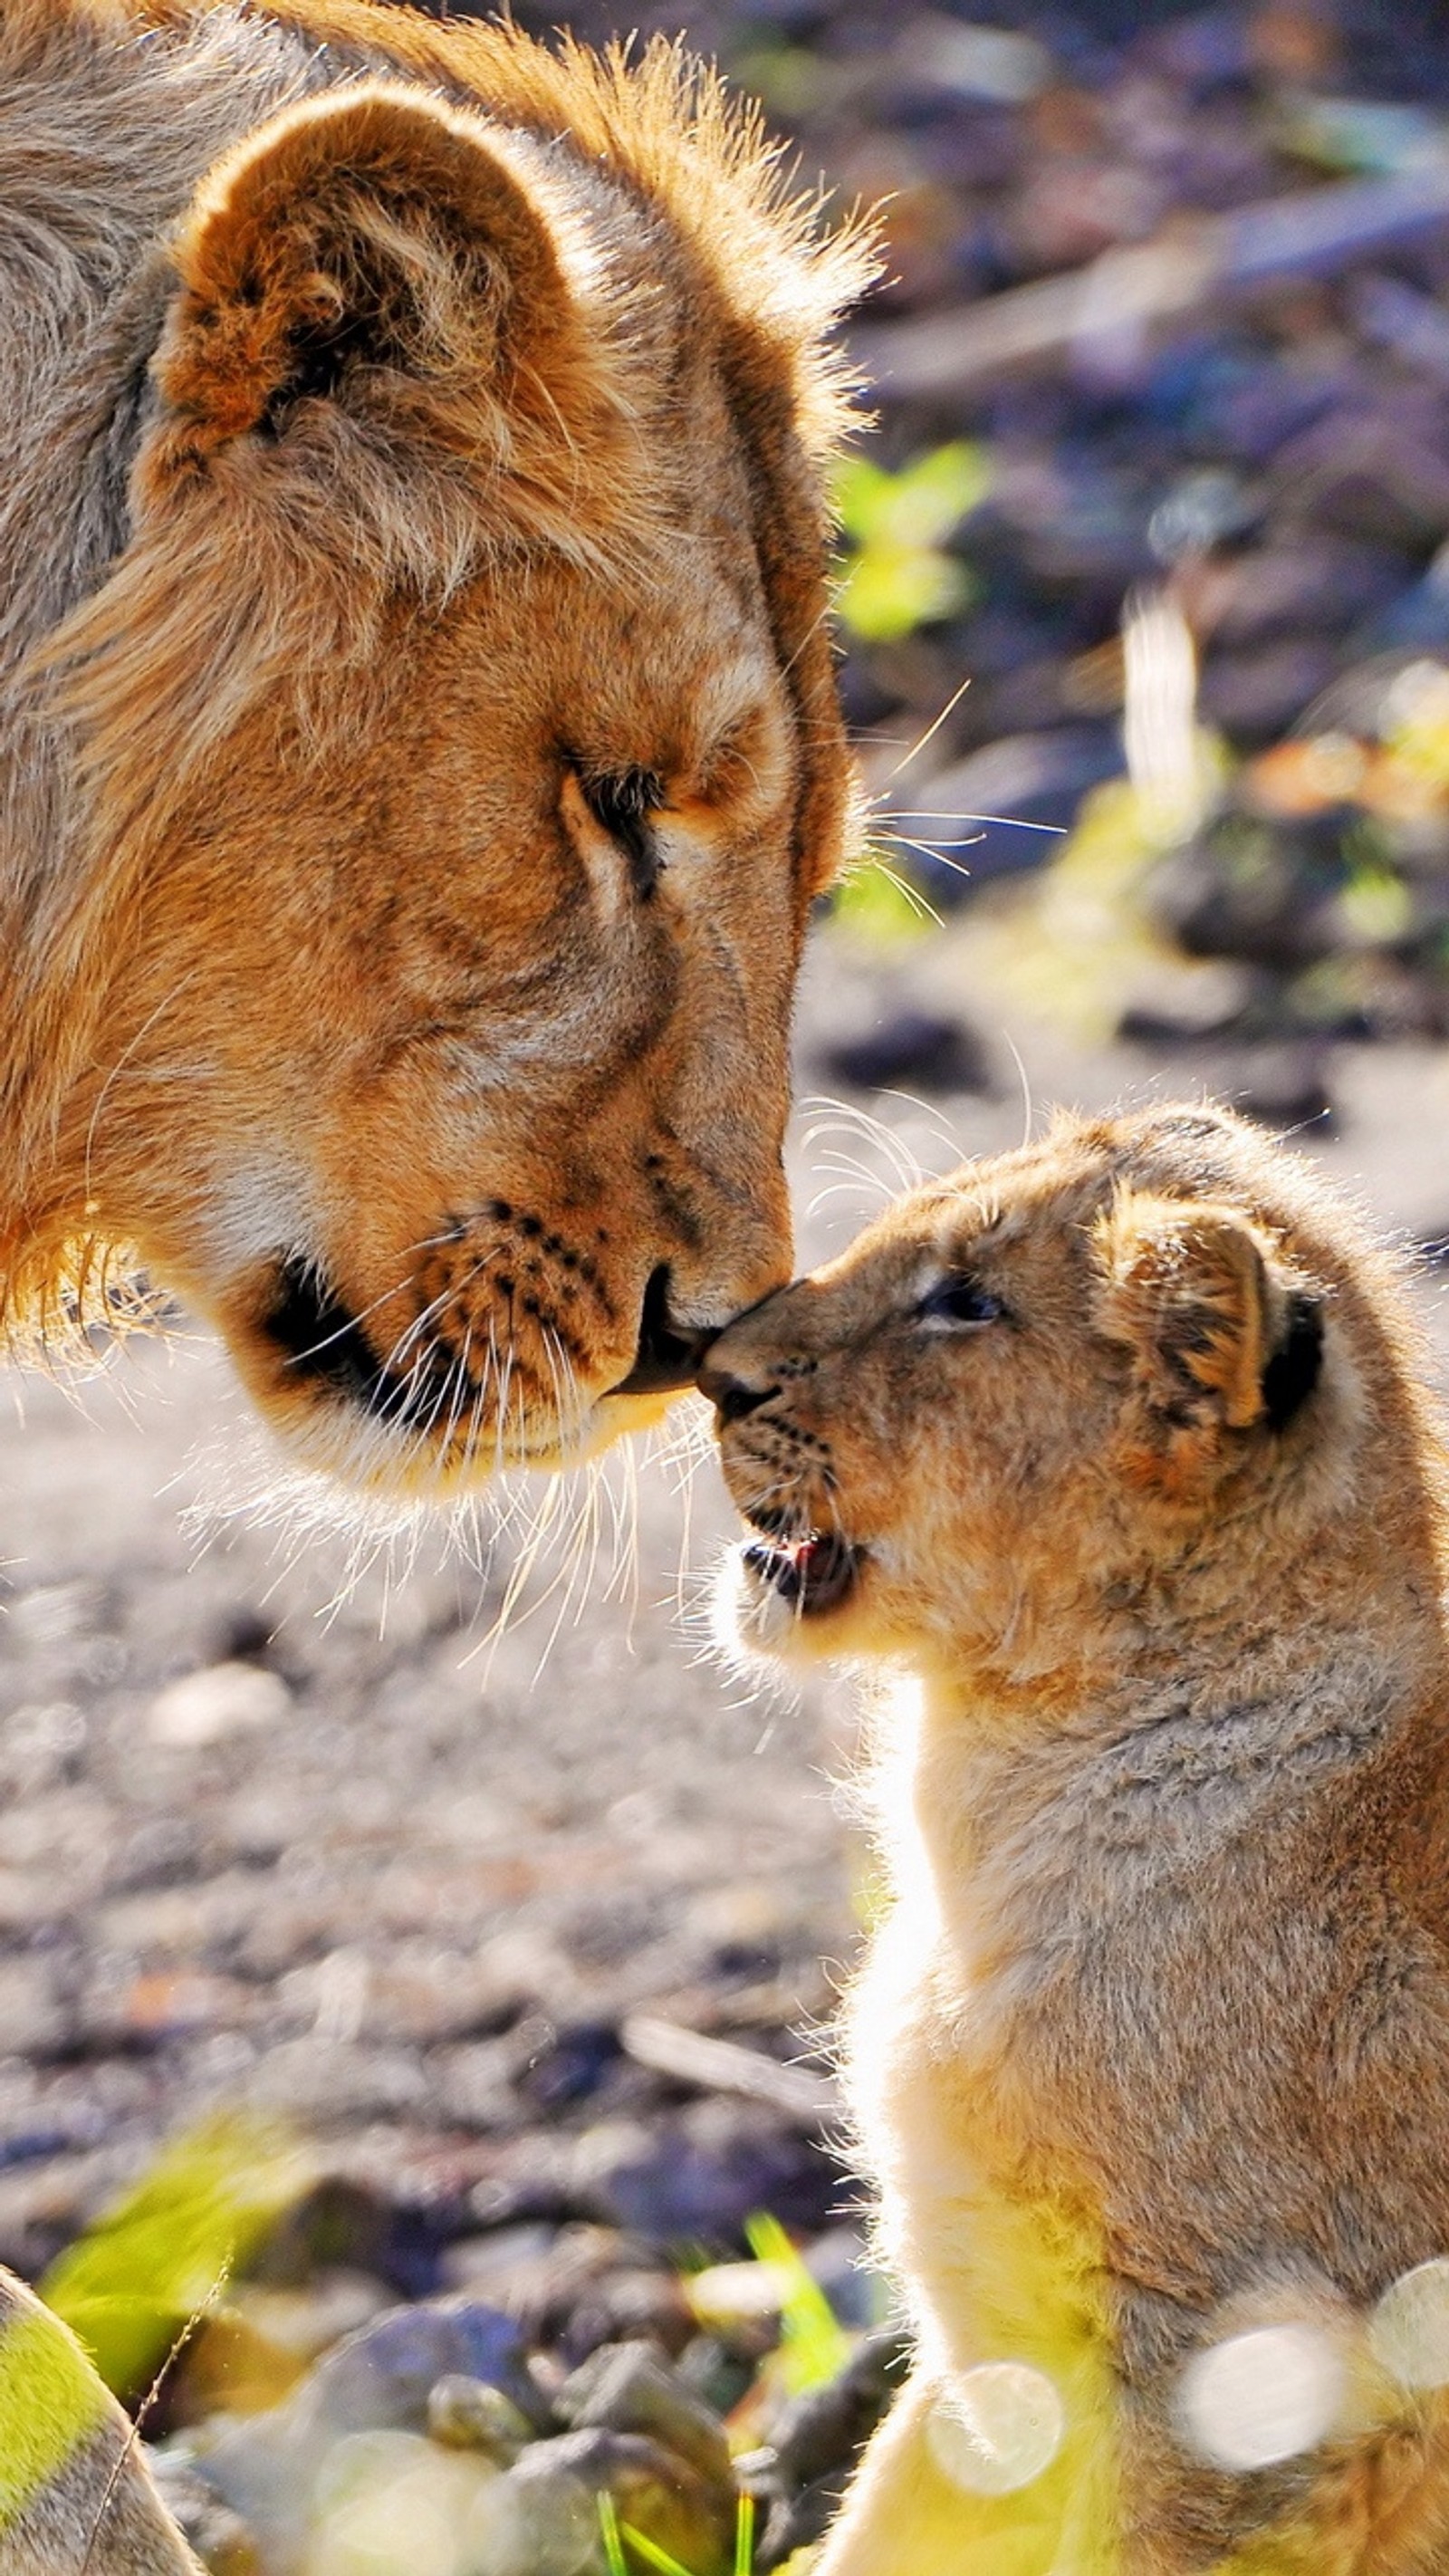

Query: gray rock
756;2331;912;2568
294;2296;551;2439
919;726;1122;870
569;2100;843;2245
194;2297;551;2571
428;2373;535;2461
148;2446;264;2574
557;2340;733;2488
819;1010;993;1096
458;2449;602;2576
761;2463;855;2570
768;2328;911;2494
506;2427;734;2576
1197;639;1340;745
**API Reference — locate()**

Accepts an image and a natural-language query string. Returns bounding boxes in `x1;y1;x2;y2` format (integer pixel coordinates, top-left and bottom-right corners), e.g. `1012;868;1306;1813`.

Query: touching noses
695;1348;779;1423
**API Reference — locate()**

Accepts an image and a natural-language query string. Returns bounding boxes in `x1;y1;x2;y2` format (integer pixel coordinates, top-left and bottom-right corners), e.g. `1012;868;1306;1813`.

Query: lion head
1;5;874;1493
705;1105;1440;1688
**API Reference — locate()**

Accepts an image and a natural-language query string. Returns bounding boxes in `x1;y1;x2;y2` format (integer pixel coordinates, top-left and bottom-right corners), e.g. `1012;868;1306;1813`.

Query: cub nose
610;1264;710;1395
695;1354;778;1424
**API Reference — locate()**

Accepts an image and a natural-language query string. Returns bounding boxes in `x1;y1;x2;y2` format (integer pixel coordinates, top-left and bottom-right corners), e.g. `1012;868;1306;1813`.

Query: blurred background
5;1;1449;2566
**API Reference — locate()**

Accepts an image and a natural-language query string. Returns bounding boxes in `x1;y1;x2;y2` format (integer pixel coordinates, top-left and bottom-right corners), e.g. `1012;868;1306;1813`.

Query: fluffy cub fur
1;0;871;1495
707;1103;1449;2572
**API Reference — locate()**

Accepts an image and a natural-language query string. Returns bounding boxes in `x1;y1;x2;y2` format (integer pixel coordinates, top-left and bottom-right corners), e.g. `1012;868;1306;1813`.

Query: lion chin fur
0;0;873;1500
709;1101;1449;2575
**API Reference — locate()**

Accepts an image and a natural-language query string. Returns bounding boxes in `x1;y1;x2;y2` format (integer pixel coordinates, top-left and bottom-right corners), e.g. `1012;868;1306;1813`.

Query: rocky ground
5;1;1449;2568
2;943;1445;2572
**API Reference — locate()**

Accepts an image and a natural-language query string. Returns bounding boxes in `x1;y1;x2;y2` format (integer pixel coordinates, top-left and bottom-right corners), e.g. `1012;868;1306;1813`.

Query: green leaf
832;856;934;947
619;2523;699;2576
734;2492;756;2576
39;2113;306;2397
744;2213;852;2396
835;442;988;548
599;2493;632;2576
833;441;989;644
837;544;974;643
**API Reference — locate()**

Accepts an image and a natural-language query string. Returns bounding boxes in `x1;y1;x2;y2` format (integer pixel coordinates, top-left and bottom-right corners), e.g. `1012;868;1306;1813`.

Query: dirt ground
1;927;1445;2275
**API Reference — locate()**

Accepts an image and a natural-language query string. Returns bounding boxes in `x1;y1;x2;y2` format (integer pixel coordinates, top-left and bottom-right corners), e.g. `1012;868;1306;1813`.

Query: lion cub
705;1103;1449;2574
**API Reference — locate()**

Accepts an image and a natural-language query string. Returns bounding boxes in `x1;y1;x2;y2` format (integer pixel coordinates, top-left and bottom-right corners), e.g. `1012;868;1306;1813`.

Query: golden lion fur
1;0;871;1498
711;1103;1449;2572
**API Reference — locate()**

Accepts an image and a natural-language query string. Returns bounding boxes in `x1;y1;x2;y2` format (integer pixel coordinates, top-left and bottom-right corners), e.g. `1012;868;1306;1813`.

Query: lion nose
695;1354;777;1423
609;1264;710;1395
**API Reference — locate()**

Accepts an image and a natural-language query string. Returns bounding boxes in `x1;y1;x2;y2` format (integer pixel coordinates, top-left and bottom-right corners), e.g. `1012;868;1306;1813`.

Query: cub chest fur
706;1101;1449;2574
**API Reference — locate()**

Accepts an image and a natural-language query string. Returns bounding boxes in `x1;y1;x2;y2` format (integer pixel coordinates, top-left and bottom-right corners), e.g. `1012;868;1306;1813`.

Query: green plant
744;2212;853;2396
598;2490;758;2576
831;851;937;945
39;2111;305;2398
834;442;989;643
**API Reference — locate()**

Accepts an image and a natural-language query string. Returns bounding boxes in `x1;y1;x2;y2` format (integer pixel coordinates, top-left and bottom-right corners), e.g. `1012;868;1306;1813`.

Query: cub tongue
744;1531;856;1613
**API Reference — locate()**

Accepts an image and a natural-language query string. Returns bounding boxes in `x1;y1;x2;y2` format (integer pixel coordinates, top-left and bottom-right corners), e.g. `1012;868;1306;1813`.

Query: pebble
193;2298;552;2568
557;2339;734;2488
147;1661;292;1748
506;2427;734;2576
569;2100;843;2243
820;1008;993;1095
755;2331;913;2567
427;2374;535;2460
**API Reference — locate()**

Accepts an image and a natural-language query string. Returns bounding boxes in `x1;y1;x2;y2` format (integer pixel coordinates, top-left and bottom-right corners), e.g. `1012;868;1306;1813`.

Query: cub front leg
814;2369;1113;2576
812;2375;972;2576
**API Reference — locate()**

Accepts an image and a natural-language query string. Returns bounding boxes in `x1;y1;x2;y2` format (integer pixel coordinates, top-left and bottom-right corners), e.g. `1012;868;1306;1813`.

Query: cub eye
918;1274;1005;1330
583;767;665;898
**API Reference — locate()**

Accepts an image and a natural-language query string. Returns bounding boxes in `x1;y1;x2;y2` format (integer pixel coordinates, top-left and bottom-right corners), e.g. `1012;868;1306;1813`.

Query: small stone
297;2296;552;2441
761;2465;856;2569
820;1010;993;1096
149;2445;264;2575
195;2298;552;2567
458;2451;599;2576
427;2374;534;2460
507;2427;734;2576
686;2259;788;2331
0;1957;69;2058
557;2341;733;2488
570;2100;841;2245
1216;1045;1335;1134
234;2270;390;2364
770;2329;912;2493
1197;639;1340;745
147;1661;291;1748
568;2268;695;2366
675;2334;760;2418
308;2429;502;2576
922;726;1123;860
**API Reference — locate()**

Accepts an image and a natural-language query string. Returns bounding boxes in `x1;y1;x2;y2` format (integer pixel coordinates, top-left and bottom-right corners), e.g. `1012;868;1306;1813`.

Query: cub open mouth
743;1530;859;1615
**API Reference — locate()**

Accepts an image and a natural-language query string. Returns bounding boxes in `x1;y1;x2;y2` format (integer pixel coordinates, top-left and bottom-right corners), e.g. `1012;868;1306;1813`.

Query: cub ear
139;82;629;545
1094;1191;1325;1489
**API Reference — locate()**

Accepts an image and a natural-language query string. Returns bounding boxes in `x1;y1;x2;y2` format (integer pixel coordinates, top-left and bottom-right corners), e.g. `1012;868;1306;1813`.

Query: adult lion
0;0;870;1499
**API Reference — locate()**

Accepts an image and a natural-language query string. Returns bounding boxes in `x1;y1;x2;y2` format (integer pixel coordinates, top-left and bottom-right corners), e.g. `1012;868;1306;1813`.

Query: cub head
705;1104;1435;1688
13;52;871;1493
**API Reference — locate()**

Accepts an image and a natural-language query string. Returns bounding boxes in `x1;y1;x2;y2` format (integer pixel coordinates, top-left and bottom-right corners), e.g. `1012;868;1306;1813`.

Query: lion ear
139;82;627;543
1094;1192;1325;1487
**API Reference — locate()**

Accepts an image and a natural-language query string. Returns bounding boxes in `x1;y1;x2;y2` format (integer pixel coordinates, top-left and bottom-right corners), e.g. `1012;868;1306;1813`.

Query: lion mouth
606;1264;706;1397
743;1529;860;1615
258;1254;446;1434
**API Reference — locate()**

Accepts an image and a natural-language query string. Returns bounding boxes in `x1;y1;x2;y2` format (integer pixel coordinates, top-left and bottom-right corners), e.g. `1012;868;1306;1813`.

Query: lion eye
918;1274;1004;1330
583;768;665;898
